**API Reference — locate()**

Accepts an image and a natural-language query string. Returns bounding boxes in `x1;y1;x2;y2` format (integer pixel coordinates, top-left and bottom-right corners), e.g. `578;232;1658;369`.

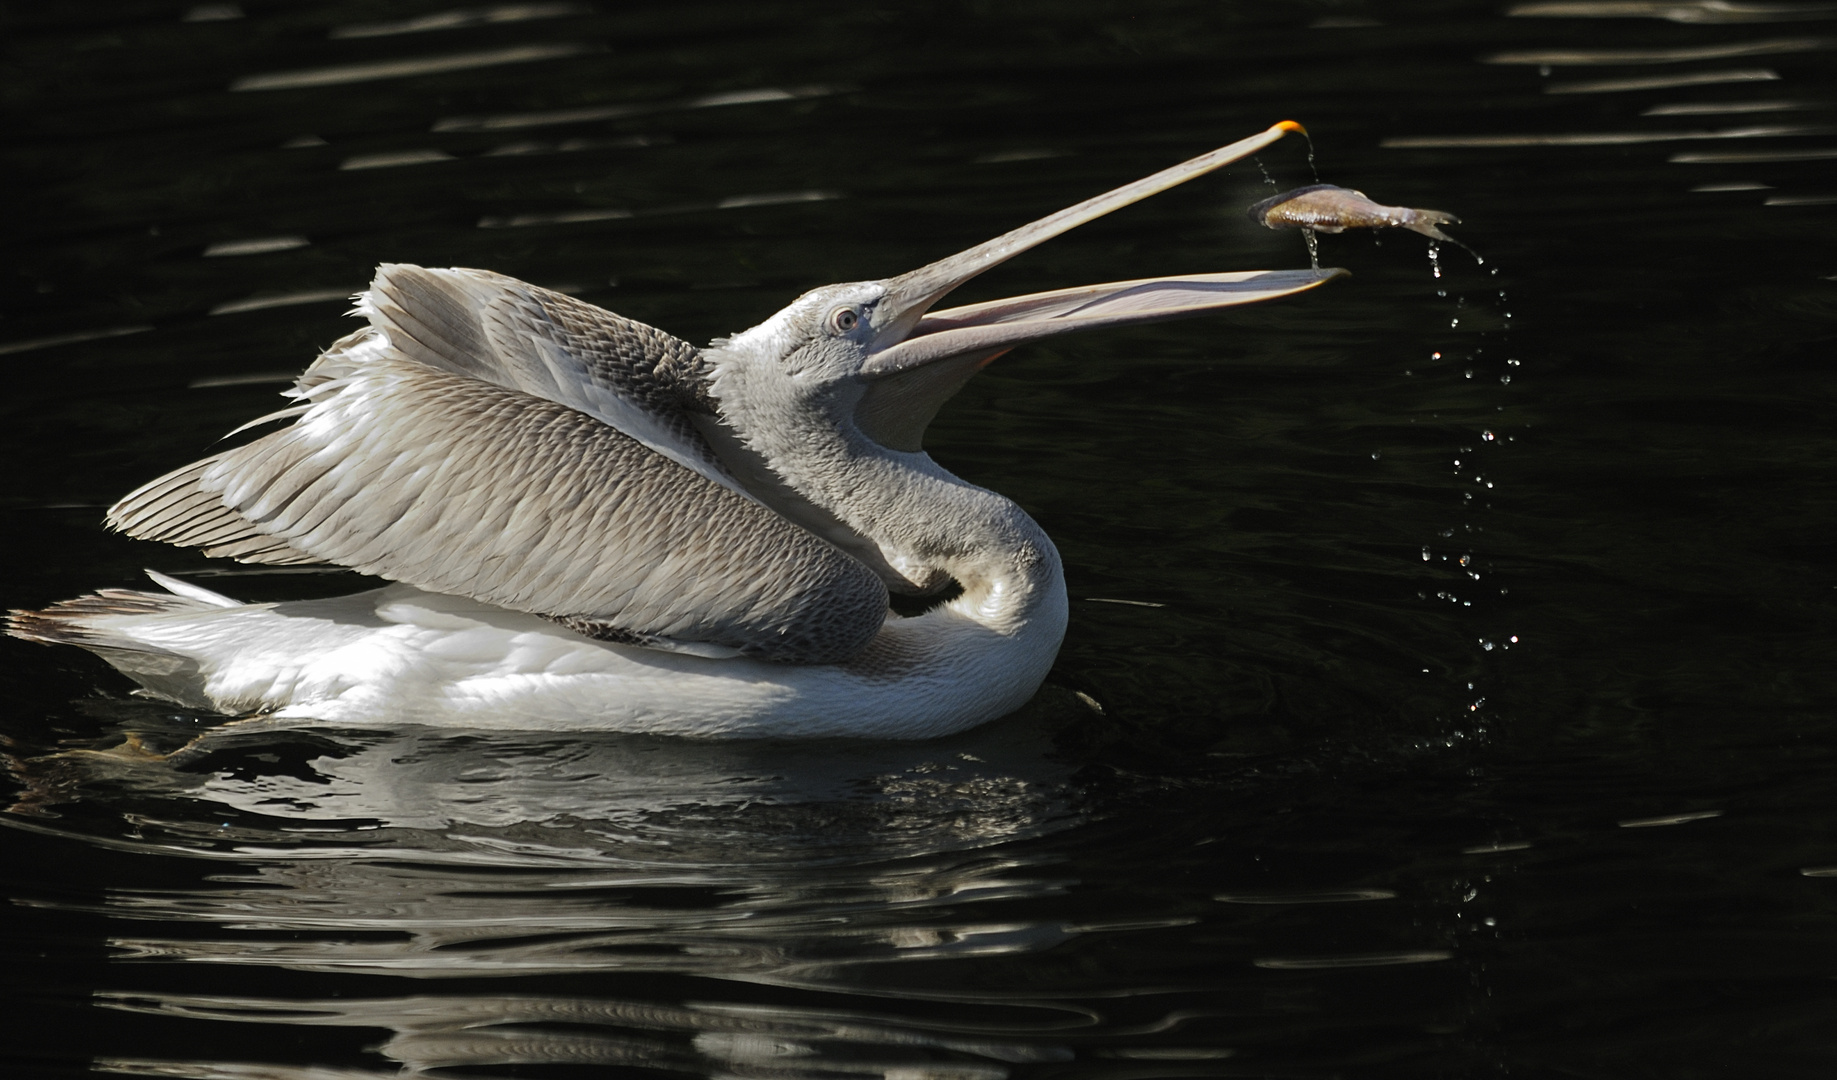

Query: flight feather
107;265;888;664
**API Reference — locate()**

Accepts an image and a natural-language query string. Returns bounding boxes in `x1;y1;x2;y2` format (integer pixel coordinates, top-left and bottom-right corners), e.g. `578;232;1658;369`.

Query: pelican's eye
828;306;860;334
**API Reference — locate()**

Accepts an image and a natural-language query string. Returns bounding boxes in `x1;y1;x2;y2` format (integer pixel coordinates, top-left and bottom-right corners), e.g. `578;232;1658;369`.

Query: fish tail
1402;209;1458;242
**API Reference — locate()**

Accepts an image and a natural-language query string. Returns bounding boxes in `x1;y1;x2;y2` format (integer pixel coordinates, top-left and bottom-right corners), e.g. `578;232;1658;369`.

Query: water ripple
330;3;591;40
1545;67;1781;91
231;43;595;92
433;85;841;133
1486;35;1834;63
1509;1;1837;23
1384;124;1832;147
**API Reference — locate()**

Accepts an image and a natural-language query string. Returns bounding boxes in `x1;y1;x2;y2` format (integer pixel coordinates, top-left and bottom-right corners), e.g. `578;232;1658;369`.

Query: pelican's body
40;575;1062;739
9;124;1340;739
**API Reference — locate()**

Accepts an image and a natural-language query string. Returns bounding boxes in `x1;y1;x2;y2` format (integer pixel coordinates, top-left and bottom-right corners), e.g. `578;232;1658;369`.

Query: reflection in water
201;236;311;257
330;3;593;41
1542;67;1782;92
8;711;1104;1077
207;289;358;318
1644;99;1823;114
1484;36;1836;64
229;44;595;92
1509;0;1837;22
1381;123;1834;147
0;324;153;357
12;0;1837;1075
97;991;1079;1079
432;86;843;133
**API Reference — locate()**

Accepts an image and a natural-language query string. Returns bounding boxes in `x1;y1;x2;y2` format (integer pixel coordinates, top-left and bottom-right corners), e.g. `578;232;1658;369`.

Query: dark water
5;1;1837;1076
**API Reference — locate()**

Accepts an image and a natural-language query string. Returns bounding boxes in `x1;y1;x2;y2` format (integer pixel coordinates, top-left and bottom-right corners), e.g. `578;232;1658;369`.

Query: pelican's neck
704;363;1063;634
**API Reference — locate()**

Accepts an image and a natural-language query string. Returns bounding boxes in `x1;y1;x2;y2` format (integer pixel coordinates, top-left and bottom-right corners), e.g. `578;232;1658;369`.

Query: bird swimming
1249;183;1459;242
7;122;1343;740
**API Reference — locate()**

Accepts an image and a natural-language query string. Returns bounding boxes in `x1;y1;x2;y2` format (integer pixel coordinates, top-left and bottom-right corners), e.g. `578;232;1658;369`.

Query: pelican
8;123;1342;739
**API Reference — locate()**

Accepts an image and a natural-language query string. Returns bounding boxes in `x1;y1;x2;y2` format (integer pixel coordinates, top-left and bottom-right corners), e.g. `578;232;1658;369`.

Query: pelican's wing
341;263;738;490
108;270;889;665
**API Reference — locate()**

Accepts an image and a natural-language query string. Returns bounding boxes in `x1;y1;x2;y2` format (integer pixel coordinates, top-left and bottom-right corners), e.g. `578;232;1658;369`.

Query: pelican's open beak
860;122;1343;380
851;122;1344;451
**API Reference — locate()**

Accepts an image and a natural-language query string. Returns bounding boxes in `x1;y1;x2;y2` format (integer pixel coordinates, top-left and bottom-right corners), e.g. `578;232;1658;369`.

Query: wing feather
108;267;889;664
355;264;737;492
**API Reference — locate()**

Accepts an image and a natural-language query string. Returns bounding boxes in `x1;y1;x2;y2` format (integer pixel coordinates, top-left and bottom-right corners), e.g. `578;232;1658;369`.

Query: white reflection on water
330;3;591;40
433;85;842;133
0;325;152;357
230;44;594;92
1382;123;1833;147
1485;36;1835;64
207;289;356;317
479;190;840;229
8;720;1084;972
1644;99;1824;114
1508;0;1837;23
95;989;1082;1079
7;713;1094;1078
201;236;309;257
1544;67;1781;92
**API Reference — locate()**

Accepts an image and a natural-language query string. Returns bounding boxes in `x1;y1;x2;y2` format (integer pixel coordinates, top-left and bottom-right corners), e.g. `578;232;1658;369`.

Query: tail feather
6;575;247;710
6;586;216;648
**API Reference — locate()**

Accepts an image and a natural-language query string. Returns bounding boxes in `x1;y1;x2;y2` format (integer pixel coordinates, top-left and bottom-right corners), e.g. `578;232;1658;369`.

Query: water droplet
1372;451;1382;460
1422;546;1432;561
1507;358;1521;366
1482;431;1495;441
1432;351;1442;360
1482;640;1495;651
1253;155;1277;189
1500;374;1512;384
1463;369;1473;378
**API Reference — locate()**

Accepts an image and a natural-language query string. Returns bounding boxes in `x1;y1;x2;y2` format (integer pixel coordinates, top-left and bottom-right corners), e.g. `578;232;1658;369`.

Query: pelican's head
708;122;1344;455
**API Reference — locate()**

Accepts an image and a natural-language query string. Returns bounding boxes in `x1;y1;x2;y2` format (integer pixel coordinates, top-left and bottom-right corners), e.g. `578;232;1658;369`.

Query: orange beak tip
1276;120;1308;134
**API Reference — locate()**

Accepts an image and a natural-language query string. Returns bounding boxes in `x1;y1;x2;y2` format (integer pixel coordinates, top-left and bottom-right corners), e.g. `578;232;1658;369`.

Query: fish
1248;184;1459;242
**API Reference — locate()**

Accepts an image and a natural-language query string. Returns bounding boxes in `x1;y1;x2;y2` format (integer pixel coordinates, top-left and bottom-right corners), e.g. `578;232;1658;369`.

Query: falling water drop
1303;227;1320;270
1253;155;1278;190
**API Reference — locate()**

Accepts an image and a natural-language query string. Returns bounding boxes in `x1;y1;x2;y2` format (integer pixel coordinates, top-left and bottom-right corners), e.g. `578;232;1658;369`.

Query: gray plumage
108;265;889;665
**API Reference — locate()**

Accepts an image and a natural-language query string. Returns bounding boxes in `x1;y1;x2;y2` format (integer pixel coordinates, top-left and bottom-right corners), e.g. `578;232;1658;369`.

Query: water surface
4;1;1836;1077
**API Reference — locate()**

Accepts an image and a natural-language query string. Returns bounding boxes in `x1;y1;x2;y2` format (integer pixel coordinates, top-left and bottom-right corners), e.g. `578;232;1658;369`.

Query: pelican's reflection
5;701;1111;1079
96;992;1088;1079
